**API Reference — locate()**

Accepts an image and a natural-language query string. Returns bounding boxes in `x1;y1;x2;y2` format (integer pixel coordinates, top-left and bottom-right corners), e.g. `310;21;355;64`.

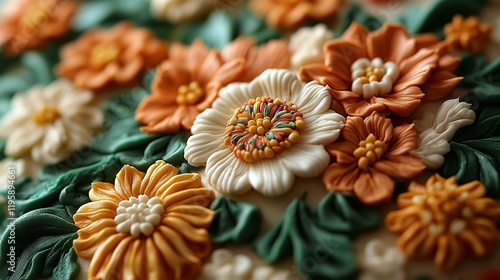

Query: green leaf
20;52;55;85
455;54;500;89
209;196;262;244
442;97;500;198
52;248;80;280
0;205;79;280
315;192;380;235
71;1;116;31
254;198;357;280
397;0;488;34
335;4;383;36
178;11;234;49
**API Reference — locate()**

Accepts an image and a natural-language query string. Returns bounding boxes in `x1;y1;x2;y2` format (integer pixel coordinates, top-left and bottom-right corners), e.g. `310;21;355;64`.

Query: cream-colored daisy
185;69;345;197
0;80;104;165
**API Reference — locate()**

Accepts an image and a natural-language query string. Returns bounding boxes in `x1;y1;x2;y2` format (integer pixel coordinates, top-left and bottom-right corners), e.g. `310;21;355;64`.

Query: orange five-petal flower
0;0;77;56
250;0;344;29
73;161;216;280
386;174;500;271
135;37;290;134
300;23;462;117
57;22;168;91
322;112;425;205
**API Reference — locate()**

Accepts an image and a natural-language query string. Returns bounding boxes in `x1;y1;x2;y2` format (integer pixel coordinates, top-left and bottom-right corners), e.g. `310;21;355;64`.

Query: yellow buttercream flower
73;160;216;280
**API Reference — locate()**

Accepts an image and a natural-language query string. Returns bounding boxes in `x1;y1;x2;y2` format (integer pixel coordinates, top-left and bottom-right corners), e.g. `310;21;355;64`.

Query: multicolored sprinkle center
224;96;304;163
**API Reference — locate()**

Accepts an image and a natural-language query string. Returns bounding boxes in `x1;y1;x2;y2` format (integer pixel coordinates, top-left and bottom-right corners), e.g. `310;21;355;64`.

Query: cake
0;0;500;279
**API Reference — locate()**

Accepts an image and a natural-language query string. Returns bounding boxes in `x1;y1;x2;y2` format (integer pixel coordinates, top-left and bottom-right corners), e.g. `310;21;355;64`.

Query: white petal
185;133;225;166
206;149;251;195
280;143;330;178
254;69;302;102
293;81;331;115
248;159;295;197
214;82;259;114
301;112;344;145
4;123;44;158
191;107;231;134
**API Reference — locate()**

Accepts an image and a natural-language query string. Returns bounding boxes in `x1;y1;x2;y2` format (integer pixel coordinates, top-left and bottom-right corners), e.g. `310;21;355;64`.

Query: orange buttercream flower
135;37;290;134
300;23;462;117
386;174;500;271
444;15;493;53
322;112;425;205
56;22;168;91
73;160;216;280
0;0;77;56
250;0;344;29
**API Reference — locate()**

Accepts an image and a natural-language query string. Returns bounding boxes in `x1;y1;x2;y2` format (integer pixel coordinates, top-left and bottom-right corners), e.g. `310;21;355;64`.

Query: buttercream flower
0;80;104;165
0;0;77;56
56;22;168;91
444;15;492;53
386;174;500;270
135;37;290;134
289;24;333;71
300;23;462;117
148;0;213;23
73;160;216;280
200;249;291;280
322;112;425;205
250;0;344;29
358;239;406;280
185;69;345;197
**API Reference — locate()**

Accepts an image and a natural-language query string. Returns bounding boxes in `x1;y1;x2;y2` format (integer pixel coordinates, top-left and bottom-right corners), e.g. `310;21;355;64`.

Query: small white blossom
289;24;333;70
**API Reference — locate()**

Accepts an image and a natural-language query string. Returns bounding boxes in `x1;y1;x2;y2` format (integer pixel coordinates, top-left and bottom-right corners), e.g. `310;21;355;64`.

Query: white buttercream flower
148;0;213;23
289;24;333;71
200;249;290;280
358;239;406;280
412;98;475;169
185;69;344;197
0;80;104;165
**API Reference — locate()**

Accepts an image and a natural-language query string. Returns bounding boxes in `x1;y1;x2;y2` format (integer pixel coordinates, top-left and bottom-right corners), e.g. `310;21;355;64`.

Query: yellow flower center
32;106;61;125
224;96;304;163
90;42;120;69
115;195;165;238
358;66;386;85
21;1;52;30
353;133;387;172
176;81;205;105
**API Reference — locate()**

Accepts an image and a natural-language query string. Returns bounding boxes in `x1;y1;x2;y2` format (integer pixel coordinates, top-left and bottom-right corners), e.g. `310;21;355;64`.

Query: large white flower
289;24;333;71
148;0;213;23
0;80;104;165
185;69;344;197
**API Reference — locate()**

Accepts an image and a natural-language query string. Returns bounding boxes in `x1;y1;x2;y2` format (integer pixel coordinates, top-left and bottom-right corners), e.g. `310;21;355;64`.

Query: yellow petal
114;165;145;199
139;160;178;197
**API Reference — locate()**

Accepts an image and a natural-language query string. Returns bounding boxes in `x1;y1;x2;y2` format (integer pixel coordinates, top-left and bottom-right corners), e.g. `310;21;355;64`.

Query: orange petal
114;165;145;200
299;64;350;90
342;97;387;117
73;200;118;228
421;70;462;101
239;39;290;82
341;116;369;144
353;169;394;205
86;233;128;277
324;40;366;81
377;86;425;117
340;22;369;47
123;239;146;279
94;236;133;280
434;233;464;270
414;33;441;49
394;48;438;92
386;206;422;233
193;51;224;87
366;24;416;64
139;160;179;197
221;36;255;62
325;141;358;164
363;112;394;143
322;162;359;192
89;182;122;203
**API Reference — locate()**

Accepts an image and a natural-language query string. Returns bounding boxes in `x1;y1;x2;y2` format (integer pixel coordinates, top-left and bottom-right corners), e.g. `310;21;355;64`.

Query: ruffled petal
248;159;295;197
322;162;359;192
353;170;394;205
206;149;251;195
366;24;416;64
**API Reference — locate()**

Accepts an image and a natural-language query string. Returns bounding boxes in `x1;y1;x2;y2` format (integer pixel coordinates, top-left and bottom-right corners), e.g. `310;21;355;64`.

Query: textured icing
289;24;333;71
73;161;216;280
300;23;462;117
135;37;290;134
199;249;291;280
0;80;104;165
386;174;500;270
56;22;168;91
254;196;358;280
444;15;492;53
358;239;406;280
323;112;425;205
413;98;475;169
148;0;213;23
185;69;344;197
209;196;262;244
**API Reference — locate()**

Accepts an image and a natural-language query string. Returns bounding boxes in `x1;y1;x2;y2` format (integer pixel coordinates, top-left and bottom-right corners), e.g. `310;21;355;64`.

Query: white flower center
115;194;164;237
351;57;399;99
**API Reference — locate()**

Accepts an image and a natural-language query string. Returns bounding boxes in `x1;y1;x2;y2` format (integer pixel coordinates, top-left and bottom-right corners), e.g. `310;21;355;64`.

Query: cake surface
0;0;500;280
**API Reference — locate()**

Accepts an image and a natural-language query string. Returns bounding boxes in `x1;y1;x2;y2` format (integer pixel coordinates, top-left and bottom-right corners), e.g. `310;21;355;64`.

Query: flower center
224;96;304;163
115;194;164;237
351;57;399;99
353;133;387;172
176;81;205;105
21;1;53;30
90;42;120;69
31;106;61;125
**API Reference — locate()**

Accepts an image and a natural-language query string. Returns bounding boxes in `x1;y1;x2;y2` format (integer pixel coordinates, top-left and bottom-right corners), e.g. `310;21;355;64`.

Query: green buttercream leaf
254;198;357;280
0;205;78;280
178;11;234;49
397;0;488;34
335;4;383;36
209;196;262;244
442;97;500;198
72;1;115;31
315;192;380;235
455;54;500;89
20;52;55;85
